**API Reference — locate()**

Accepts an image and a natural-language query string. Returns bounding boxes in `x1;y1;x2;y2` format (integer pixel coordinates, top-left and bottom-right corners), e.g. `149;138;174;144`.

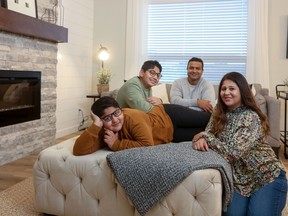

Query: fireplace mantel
0;7;68;43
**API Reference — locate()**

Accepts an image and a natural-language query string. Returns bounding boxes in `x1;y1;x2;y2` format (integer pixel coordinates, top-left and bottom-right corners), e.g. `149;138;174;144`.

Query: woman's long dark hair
211;72;270;136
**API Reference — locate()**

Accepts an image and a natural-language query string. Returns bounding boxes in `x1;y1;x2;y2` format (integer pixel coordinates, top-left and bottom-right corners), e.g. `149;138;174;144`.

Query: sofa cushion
255;93;267;115
152;83;170;104
101;89;118;99
251;85;256;96
111;89;119;99
33;137;224;216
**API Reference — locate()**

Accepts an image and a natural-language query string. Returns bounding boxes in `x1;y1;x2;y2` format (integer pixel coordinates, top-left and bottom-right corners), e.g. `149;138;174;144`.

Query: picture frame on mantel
0;0;38;18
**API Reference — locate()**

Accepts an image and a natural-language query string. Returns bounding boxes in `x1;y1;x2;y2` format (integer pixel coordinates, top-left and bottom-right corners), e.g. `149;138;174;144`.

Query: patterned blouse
203;106;284;197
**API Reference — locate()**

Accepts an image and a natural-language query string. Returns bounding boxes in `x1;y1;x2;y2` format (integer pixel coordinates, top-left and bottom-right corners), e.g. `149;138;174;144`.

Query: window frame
146;0;248;84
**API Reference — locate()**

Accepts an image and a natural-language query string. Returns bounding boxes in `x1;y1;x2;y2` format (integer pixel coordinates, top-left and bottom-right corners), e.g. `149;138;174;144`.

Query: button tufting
34;140;223;215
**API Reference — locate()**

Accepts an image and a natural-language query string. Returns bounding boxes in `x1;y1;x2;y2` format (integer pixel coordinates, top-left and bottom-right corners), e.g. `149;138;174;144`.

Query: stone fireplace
0;31;58;165
0;2;68;165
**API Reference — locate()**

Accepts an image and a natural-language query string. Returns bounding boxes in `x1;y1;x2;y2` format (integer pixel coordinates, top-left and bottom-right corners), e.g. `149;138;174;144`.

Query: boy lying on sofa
73;96;210;155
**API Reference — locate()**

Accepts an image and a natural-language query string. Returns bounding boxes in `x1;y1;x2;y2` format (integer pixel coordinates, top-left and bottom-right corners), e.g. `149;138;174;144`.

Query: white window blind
147;0;248;84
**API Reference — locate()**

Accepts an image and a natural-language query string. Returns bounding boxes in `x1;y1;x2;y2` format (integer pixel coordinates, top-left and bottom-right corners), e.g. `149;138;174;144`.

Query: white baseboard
56;120;92;139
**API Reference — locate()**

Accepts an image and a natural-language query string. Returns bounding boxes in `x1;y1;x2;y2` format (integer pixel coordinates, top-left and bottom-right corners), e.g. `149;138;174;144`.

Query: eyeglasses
147;69;162;79
101;108;122;122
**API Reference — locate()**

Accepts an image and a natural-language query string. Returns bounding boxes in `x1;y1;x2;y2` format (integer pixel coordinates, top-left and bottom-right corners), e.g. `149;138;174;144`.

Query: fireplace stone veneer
0;31;57;165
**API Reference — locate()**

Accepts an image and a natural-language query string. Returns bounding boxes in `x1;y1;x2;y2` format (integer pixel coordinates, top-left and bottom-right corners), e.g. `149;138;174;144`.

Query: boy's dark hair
141;60;162;72
91;96;120;117
187;57;204;70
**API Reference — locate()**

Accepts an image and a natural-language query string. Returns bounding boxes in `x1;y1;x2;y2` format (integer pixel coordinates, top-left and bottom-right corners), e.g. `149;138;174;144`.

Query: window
147;0;248;83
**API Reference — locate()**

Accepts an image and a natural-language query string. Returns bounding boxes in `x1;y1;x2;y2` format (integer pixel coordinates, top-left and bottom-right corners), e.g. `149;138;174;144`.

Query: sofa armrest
265;96;281;141
252;83;269;96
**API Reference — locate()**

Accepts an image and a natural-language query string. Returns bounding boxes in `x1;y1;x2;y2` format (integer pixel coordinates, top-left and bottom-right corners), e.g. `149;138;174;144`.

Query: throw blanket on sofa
106;142;233;216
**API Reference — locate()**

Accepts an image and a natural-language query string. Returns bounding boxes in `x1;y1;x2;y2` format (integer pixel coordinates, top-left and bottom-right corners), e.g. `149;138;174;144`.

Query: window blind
147;0;248;84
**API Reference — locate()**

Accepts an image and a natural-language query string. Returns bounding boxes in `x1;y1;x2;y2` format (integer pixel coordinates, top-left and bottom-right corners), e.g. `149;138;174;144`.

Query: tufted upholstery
33;136;223;216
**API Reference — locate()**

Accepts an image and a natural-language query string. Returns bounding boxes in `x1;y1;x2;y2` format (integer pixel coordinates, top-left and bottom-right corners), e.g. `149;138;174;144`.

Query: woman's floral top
204;106;284;197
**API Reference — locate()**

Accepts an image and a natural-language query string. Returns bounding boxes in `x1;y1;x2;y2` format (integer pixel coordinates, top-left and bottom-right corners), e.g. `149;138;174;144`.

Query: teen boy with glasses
116;60;164;113
73;96;210;155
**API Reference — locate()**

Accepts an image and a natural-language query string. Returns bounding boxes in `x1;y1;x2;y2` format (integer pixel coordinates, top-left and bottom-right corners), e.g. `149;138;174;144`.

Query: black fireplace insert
0;70;41;127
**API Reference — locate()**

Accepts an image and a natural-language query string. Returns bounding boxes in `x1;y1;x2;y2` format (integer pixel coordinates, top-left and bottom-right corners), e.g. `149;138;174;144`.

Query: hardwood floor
0;131;82;192
0;131;287;192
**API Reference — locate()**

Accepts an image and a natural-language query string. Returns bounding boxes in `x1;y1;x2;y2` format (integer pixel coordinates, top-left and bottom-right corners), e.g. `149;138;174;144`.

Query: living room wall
55;0;126;138
268;0;288;130
55;0;288;139
55;0;94;138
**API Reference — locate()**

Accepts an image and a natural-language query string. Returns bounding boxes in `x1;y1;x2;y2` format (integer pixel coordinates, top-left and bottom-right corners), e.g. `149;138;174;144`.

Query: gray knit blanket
106;142;233;216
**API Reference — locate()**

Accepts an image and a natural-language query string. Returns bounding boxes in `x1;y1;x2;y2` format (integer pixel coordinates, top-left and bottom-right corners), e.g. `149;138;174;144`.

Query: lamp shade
98;46;109;61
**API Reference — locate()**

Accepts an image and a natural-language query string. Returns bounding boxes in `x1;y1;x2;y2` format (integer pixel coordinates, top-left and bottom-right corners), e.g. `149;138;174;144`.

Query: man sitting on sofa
170;57;215;113
116;60;163;113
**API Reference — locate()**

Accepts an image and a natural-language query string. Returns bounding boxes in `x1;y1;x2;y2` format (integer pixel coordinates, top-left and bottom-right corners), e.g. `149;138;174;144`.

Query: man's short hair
187;57;204;70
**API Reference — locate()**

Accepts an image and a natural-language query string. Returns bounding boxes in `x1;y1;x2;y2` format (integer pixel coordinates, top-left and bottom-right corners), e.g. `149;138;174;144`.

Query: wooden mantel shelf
0;7;68;43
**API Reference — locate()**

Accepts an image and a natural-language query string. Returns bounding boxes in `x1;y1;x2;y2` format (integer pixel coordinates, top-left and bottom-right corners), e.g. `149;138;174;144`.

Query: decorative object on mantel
96;45;111;95
58;0;64;26
41;8;56;24
0;7;68;43
0;0;38;18
40;0;64;26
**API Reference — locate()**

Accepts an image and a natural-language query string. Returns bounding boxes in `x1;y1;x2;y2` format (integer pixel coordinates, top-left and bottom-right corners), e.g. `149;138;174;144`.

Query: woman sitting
192;72;287;216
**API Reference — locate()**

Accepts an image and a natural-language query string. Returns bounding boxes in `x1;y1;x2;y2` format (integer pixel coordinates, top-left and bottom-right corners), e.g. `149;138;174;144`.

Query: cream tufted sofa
33;136;223;216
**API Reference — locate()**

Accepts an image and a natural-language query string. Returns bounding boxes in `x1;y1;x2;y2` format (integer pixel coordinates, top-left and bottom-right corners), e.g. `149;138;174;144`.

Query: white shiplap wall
55;0;127;138
56;0;94;138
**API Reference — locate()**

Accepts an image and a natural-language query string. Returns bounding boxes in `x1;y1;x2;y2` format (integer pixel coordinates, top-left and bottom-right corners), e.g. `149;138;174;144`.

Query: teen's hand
90;111;103;128
147;96;162;105
103;129;118;148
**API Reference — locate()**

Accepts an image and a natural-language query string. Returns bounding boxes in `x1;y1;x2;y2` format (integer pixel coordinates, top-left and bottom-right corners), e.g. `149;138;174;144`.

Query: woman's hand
192;131;205;142
103;129;118;148
90;111;103;128
192;138;209;151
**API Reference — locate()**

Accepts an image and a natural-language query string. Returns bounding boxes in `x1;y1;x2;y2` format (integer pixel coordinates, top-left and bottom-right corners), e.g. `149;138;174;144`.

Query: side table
86;94;100;102
276;84;288;158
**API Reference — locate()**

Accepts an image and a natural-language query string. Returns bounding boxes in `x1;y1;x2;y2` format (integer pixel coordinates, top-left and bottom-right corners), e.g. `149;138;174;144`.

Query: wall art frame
1;0;38;18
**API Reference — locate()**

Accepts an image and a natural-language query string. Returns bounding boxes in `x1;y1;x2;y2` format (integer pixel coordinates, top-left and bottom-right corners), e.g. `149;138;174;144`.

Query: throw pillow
251;85;256;96
152;83;170;104
254;94;267;115
111;89;119;99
